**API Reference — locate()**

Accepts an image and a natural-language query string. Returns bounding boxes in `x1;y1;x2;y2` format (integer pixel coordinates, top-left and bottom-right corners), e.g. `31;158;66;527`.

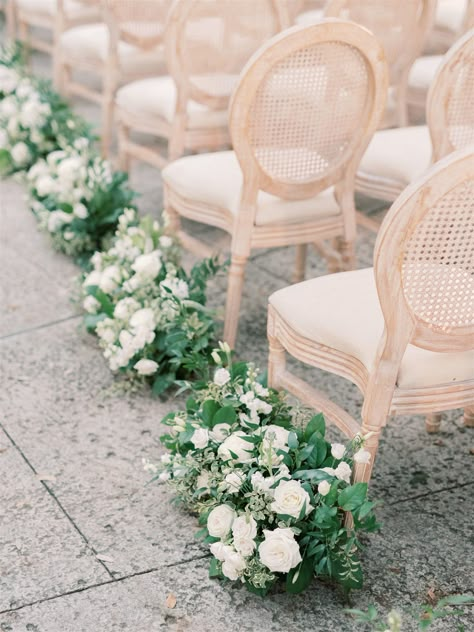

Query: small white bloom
331;443;346;460
209;423;231;443
99;265;121;294
335;461;352;484
232;514;257;556
207;504;236;539
353;448;371;464
73;203;88;219
318;480;331;496
221;549;246;580
191;428;209;449
83;270;102;288
131;251;162;280
129;307;155;331
219;341;231;354
134;358;159;376
214;368;231;386
160;454;171;465
209;541;233;562
271;479;313;519
11;142;30;166
211;350;221;365
47;210;72;233
159;235;173;248
83;295;100;314
159;471;170;482
258;528;301;573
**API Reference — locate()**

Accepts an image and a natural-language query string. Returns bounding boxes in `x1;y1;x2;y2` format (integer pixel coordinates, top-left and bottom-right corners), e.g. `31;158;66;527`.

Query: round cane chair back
164;0;282;111
375;149;474;353
105;0;172;50
229;20;388;201
427;29;474;161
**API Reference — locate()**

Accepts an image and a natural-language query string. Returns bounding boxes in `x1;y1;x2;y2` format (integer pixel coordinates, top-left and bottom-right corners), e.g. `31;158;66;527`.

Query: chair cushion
59;24;164;76
357;125;431;188
162;151;341;226
295;9;324;25
408;55;443;91
435;0;467;33
269;268;474;389
116;77;228;130
17;0;99;19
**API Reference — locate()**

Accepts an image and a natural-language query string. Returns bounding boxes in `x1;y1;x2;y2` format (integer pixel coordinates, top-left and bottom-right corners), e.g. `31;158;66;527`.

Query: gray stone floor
0;39;473;632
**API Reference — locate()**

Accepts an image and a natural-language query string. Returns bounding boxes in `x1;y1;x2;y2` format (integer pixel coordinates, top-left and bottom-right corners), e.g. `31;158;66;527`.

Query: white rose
224;471;244;494
99;266;121;294
213;368;231;386
73;203;88;219
258;528;302;573
262;425;290;452
270;479;313;519
209;541;233;562
83;295;100;314
134;358;158;376
131;251;161;279
221;549;246;581
11;142;30;166
353;448;371;464
47;210;72;233
251;471;274;494
159;235;173;248
113;298;140;320
191;428;209;449
207;504;236;539
57;156;83;180
209;423;231;443
318;480;331;496
218;432;254;464
335;461;352;484
232;515;257;556
83;270;102;288
129;307;155;331
161;277;189;300
331;443;346;460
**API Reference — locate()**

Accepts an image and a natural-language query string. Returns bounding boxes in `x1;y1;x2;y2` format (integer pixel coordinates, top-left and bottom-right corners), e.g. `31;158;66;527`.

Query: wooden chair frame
323;0;436;129
425;0;474;54
55;0;169;156
1;0;16;41
164;20;388;348
268;148;474;485
116;0;285;171
355;28;474;206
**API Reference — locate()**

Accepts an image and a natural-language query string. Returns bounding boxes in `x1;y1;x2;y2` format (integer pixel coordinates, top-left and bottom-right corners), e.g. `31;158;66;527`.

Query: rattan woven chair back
164;0;284;113
324;0;436;126
229;19;387;204
105;0;172;50
427;28;474;161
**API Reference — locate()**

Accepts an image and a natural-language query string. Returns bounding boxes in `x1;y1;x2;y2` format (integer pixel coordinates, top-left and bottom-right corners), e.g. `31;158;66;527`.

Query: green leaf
201;400;220;424
209;557;221;578
212;405;236;427
338;483;368;511
152;373;174;396
288;431;299;450
83;312;106;332
286;555;314;594
304;413;326;440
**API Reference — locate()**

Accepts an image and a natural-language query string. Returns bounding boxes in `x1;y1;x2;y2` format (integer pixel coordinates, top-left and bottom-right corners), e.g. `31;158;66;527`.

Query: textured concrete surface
0;37;473;632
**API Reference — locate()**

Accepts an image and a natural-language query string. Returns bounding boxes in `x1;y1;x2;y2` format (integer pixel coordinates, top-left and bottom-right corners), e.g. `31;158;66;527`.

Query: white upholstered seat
295;9;324;25
408;55;443;92
16;0;99;19
59;23;164;75
116;77;229;130
356;125;432;198
269;267;474;390
435;0;468;34
162;151;341;226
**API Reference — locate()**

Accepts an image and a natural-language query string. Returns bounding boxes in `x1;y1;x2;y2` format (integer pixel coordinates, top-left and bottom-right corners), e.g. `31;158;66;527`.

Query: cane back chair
268;148;474;485
162;20;388;348
355;28;474;220
115;0;284;172
55;0;171;156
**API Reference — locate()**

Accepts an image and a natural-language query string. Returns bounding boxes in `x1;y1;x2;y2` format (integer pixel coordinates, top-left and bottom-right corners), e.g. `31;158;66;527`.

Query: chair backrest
164;0;283;111
229;20;388;202
105;0;172;50
374;149;474;357
324;0;436;87
427;29;474;162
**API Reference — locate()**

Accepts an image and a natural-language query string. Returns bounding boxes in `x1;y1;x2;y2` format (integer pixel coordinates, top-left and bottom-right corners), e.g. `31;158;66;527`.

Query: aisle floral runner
148;345;378;595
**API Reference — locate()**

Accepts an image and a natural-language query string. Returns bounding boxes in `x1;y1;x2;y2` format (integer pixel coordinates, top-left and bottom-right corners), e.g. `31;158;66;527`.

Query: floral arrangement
82;209;220;394
0;49;92;176
152;347;378;595
26;140;134;257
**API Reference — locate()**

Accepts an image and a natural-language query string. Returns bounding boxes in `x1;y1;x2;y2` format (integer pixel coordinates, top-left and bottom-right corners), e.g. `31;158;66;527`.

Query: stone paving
0;36;473;632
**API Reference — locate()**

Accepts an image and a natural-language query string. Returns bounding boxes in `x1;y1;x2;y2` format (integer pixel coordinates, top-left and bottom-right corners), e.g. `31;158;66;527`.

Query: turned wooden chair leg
101;88;115;158
464;407;474;428
223;253;248;349
338;238;356;271
425;412;442;433
117;121;131;173
267;317;286;390
292;244;307;283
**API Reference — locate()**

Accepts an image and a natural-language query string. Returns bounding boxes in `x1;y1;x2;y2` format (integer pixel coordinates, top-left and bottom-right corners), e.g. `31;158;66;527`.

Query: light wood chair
0;0;16;40
162;20;388;348
55;0;170;156
13;0;100;57
408;0;474;113
355;29;474;216
115;0;284;172
292;0;326;26
425;0;473;54
268;148;474;485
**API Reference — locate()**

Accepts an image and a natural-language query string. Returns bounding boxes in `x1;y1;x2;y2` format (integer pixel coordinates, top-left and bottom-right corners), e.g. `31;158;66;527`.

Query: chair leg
117;121;131;173
338;238;356;271
425;412;442;433
464;407;474;428
292;244;307;283
267;317;286;390
223;253;248;349
101;90;115;158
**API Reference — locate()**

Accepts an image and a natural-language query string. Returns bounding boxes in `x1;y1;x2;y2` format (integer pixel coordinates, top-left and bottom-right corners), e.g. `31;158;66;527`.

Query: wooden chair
115;0;284;172
292;0;326;25
425;0;474;54
55;0;170;156
355;29;474;217
408;0;474;113
13;0;100;57
268;148;474;485
162;20;388;348
0;0;16;40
